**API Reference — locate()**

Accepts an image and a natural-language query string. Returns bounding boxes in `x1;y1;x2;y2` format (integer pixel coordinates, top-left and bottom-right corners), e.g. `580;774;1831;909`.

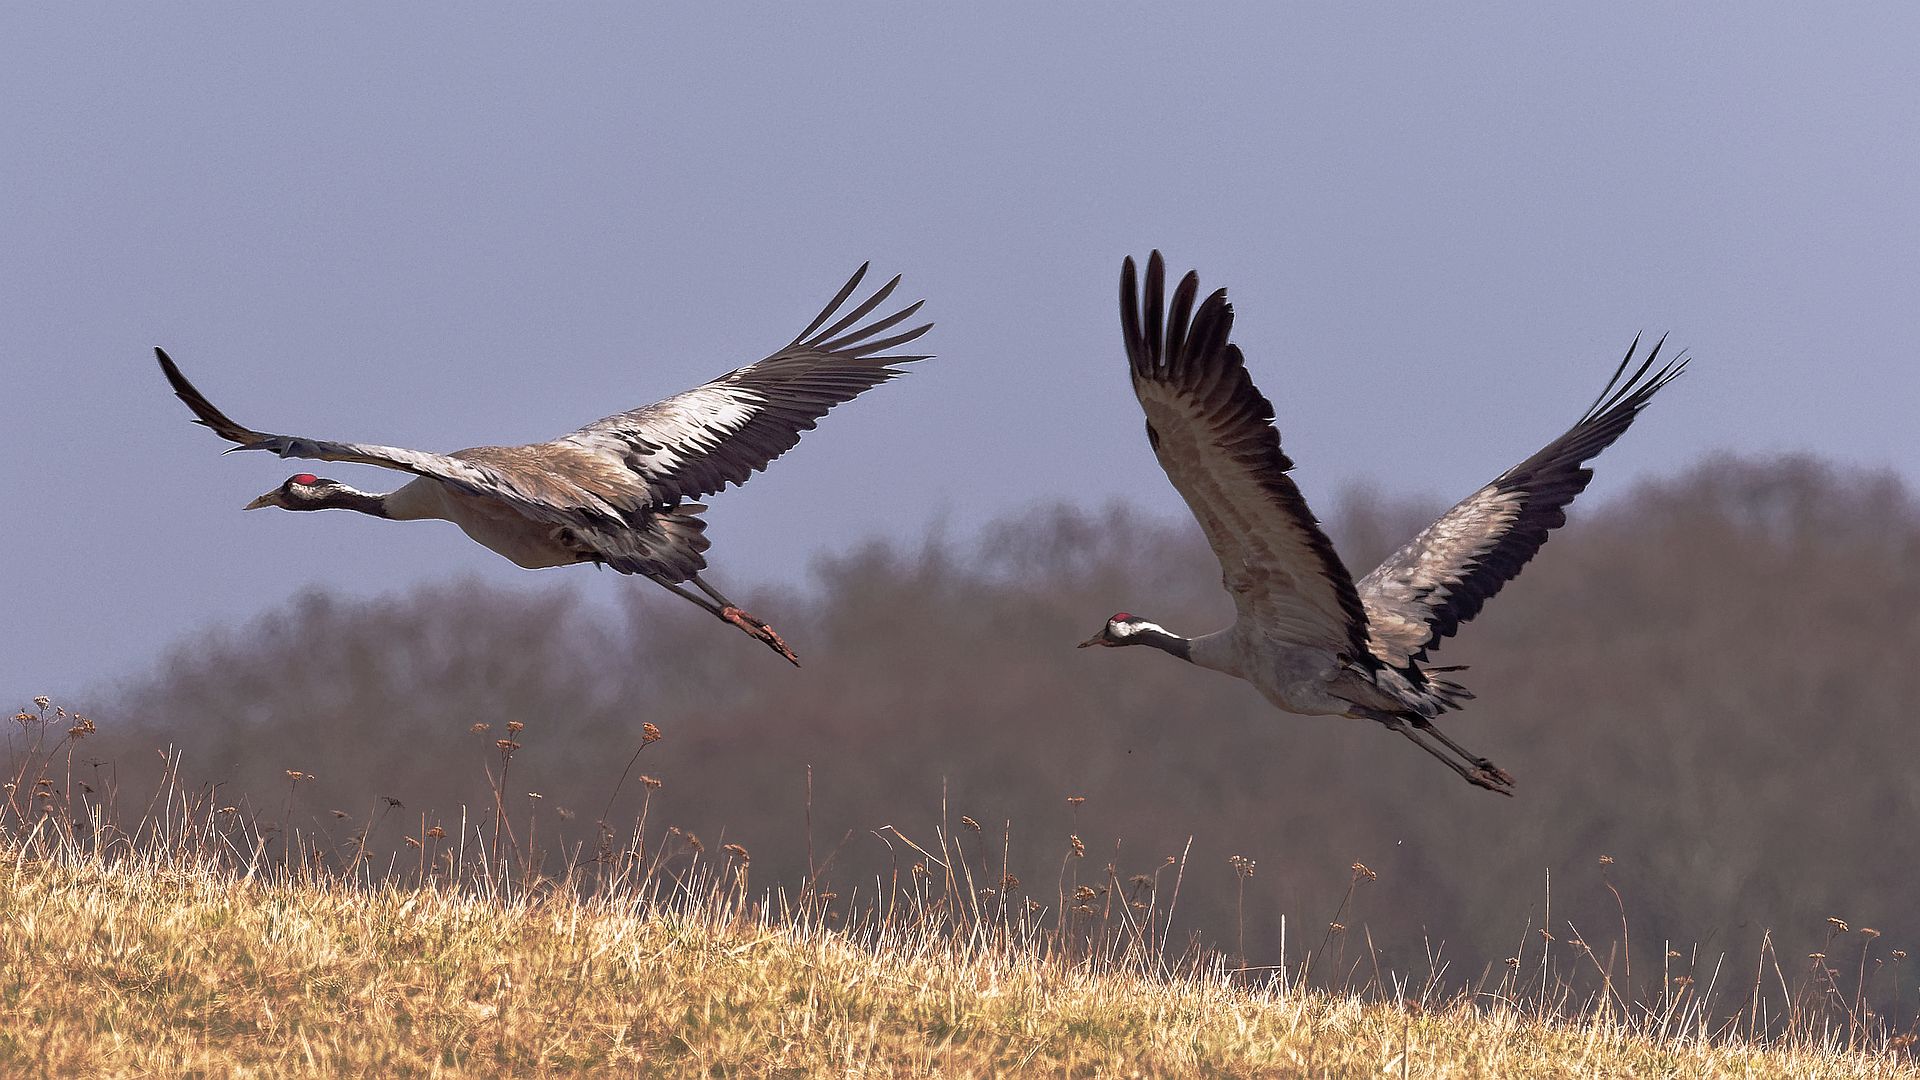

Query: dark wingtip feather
1119;256;1144;371
788;262;873;348
154;346;266;445
1143;252;1166;369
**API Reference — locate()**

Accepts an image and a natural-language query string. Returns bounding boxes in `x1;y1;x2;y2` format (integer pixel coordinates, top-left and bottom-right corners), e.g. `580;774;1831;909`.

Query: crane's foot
1467;764;1516;797
722;606;801;667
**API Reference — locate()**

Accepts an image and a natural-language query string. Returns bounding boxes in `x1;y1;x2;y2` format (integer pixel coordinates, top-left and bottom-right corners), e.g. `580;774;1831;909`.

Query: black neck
311;488;392;518
1135;627;1192;662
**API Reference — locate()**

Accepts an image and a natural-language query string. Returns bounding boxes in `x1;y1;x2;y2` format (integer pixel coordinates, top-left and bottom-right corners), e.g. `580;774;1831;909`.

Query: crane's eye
291;473;318;486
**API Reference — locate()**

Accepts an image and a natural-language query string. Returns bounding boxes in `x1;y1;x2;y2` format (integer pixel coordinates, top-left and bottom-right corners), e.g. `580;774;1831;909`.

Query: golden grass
1;847;1913;1078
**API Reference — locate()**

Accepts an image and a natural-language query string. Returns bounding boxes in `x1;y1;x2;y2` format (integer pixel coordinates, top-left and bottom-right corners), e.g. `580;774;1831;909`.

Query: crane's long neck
1131;622;1245;677
309;485;394;518
1128;622;1194;663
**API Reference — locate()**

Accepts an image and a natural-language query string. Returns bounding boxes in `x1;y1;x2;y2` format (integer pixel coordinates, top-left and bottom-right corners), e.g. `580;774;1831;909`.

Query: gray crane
1078;252;1684;794
156;265;932;666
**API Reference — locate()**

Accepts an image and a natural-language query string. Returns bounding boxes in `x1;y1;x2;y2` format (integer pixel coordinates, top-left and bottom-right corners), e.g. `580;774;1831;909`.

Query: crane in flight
156;264;932;666
1078;252;1684;794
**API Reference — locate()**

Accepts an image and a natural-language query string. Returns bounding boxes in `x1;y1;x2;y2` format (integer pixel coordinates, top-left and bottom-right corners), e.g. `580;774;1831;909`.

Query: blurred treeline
75;453;1920;1015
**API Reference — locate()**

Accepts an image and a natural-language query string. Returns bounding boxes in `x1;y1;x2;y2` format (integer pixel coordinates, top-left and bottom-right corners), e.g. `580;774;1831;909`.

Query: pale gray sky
5;5;1916;702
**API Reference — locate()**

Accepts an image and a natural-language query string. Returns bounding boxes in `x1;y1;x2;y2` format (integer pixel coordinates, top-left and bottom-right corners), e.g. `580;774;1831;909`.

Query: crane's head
1077;613;1152;649
245;473;343;511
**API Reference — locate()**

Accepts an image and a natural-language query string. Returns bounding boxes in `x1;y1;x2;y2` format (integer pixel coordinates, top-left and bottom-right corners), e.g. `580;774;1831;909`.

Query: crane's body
160;264;933;665
1080;252;1685;795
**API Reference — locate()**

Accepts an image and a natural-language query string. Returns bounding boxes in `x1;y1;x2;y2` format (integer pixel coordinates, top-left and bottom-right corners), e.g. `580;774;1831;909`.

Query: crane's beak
243;491;280;511
1076;632;1106;649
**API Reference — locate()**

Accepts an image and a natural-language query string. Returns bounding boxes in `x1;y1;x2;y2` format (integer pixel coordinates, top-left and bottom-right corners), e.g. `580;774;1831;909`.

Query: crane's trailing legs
649;573;801;667
1368;710;1516;797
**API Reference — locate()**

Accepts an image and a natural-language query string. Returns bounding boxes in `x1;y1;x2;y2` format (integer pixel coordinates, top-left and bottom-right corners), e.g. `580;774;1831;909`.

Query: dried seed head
506;721;525;733
404;836;422;849
1001;873;1020;891
1073;885;1097;902
723;843;749;862
1229;854;1256;879
640;775;662;789
527;791;543;800
1828;917;1850;933
1068;835;1086;858
1891;950;1907;962
1598;854;1614;866
1351;862;1376;881
1066;796;1086;807
1328;922;1346;935
641;722;663;744
32;696;49;709
556;807;575;821
1861;927;1881;939
218;806;238;815
68;716;96;738
685;833;704;853
285;770;306;782
470;723;491;734
1505;957;1521;968
1026;898;1043;913
960;815;980;832
12;713;32;726
426;826;446;840
496;739;520;753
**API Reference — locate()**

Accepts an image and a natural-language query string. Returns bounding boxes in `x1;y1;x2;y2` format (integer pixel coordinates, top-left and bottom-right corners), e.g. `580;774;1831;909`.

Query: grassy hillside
1;846;1911;1078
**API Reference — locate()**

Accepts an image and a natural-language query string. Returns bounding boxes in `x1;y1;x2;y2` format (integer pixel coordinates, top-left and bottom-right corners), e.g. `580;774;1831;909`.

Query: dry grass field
1;838;1913;1078
7;644;1920;1079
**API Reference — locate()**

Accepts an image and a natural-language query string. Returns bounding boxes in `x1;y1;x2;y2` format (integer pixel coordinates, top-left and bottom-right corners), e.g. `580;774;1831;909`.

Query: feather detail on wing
157;346;525;495
1356;335;1687;668
555;263;933;503
1121;252;1373;661
155;347;650;546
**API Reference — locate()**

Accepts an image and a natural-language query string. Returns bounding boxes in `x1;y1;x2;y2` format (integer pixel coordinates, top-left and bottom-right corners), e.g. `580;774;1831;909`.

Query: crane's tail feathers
1429;676;1475;708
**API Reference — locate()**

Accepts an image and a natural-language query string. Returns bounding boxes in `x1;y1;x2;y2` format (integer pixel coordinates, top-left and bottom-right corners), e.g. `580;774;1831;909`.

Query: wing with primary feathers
555;263;933;504
155;346;645;539
156;346;516;493
1121;252;1373;660
1356;336;1687;668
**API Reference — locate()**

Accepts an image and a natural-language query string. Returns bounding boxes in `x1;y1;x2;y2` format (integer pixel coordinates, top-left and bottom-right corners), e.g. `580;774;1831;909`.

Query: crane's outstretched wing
155;346;640;522
555;263;934;504
1122;252;1373;661
1356;337;1687;669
